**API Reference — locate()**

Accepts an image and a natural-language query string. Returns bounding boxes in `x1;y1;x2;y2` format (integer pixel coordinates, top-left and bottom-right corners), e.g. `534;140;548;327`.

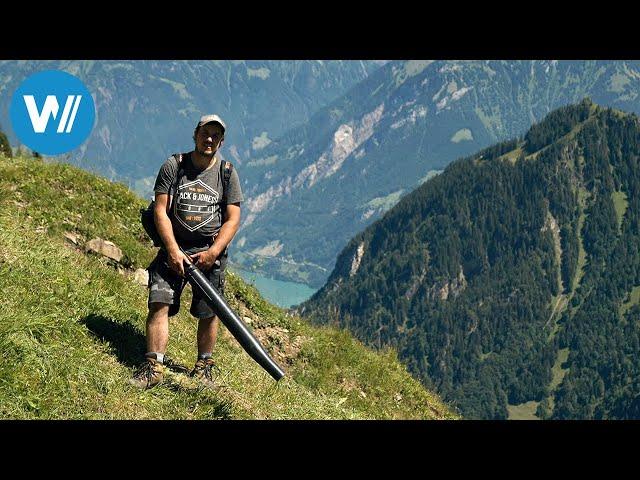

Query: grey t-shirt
153;152;243;248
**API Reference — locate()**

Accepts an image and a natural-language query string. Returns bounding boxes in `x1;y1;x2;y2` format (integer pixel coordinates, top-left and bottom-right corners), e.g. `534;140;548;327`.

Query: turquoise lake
230;267;318;308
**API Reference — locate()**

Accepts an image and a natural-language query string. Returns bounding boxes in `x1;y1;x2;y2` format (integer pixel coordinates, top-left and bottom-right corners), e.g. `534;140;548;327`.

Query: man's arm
154;192;190;276
191;202;241;270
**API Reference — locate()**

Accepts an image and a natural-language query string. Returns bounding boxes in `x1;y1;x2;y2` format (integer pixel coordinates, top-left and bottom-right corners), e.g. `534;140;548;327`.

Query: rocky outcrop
349;242;366;277
133;268;149;286
427;265;467;301
64;231;81;246
434;83;473;112
390;105;427;130
85;238;123;263
404;268;428;301
244;104;384;226
244;104;385;222
293;104;385;189
541;210;563;292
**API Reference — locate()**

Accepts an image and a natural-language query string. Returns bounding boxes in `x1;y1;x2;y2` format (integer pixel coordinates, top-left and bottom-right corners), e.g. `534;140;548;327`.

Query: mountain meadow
0;149;454;420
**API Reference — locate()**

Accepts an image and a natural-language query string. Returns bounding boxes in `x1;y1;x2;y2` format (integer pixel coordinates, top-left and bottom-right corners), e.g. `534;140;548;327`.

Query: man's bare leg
191;316;220;387
197;316;220;355
129;302;169;389
147;302;170;355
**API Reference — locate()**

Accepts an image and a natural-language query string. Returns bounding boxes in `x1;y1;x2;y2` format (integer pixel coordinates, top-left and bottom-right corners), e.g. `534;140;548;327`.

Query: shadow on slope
81;314;190;374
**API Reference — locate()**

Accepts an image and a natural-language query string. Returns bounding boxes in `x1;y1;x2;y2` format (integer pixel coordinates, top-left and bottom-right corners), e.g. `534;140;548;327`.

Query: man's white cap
197;114;226;133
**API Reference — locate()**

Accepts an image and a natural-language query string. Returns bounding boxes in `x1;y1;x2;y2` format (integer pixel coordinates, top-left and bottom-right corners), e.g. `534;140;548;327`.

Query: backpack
140;153;234;247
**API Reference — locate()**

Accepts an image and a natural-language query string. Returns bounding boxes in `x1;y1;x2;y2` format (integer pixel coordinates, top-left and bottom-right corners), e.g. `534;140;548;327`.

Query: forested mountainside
300;100;640;419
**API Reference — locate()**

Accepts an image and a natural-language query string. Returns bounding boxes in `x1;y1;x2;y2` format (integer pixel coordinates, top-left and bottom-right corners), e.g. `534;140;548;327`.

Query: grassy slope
0;154;456;419
612;190;629;234
506;401;539;420
620;286;640;318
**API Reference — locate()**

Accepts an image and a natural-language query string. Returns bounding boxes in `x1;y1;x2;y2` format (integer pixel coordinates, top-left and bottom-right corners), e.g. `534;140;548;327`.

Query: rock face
437;267;467;301
349;242;366;277
292;104;385;190
85;238;123;263
425;265;467;301
541;210;564;293
244;104;385;222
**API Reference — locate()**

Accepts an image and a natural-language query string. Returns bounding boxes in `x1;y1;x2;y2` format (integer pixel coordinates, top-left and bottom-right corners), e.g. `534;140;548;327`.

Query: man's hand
189;203;240;272
167;248;191;277
191;248;219;271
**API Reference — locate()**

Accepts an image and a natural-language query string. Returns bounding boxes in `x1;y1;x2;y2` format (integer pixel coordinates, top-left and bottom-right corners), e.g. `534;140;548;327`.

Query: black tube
182;258;285;381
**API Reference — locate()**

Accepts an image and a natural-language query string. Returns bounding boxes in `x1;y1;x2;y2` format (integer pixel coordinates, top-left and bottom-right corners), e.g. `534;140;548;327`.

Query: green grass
620;286;640;318
362;190;404;211
1;155;155;270
546;294;568;341
497;145;524;164
479;351;494;361
611;190;628;234
0;154;456;420
550;348;570;392
507;401;540;420
541;347;571;417
450;128;473;143
573;187;590;294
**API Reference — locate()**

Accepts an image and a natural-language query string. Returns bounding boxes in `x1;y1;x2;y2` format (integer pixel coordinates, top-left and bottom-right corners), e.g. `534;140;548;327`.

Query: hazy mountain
236;60;640;287
0;60;383;196
299;100;640;419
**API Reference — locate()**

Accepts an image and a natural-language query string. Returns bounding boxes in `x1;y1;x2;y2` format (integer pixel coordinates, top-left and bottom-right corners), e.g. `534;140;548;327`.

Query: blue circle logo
9;70;95;155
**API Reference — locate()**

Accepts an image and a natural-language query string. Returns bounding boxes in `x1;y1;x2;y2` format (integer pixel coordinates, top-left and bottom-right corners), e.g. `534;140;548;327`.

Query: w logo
10;70;95;155
23;95;83;133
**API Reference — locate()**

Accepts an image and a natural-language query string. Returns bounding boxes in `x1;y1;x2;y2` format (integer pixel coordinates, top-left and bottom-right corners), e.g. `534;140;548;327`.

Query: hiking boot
190;357;220;389
129;357;164;389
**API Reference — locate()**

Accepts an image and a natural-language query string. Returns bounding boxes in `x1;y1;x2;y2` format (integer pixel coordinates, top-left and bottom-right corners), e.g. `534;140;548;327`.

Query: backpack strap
217;159;233;252
219;159;233;229
168;153;184;212
220;159;233;205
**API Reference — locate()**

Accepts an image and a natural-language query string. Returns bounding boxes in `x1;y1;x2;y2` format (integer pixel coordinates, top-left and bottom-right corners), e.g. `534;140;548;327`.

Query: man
130;114;243;389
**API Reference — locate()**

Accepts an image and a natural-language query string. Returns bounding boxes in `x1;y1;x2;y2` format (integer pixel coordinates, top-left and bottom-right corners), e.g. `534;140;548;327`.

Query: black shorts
147;249;226;319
